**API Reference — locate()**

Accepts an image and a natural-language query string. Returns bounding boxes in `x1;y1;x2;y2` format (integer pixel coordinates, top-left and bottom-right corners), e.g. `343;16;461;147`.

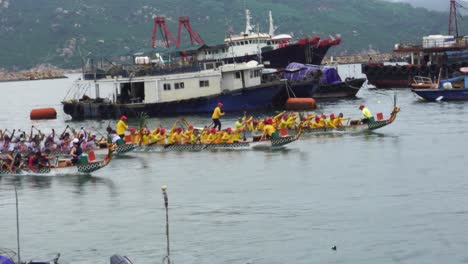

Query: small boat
412;75;468;101
280;62;364;99
135;134;299;152
0;147;114;176
409;76;438;89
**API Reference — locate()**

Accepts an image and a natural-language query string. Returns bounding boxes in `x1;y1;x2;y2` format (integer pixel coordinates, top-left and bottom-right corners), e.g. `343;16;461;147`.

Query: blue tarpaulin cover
281;62;342;84
0;256;15;264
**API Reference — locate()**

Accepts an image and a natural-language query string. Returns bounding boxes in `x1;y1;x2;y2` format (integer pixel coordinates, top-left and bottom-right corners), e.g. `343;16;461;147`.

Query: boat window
205;63;215;70
267;41;271;45
235;71;241;79
255;70;260;77
199;80;209;87
175;82;185;89
250;70;254;78
163;83;171;91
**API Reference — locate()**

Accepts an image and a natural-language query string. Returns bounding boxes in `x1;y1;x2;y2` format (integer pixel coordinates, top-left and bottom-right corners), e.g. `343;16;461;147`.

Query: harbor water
1;69;468;264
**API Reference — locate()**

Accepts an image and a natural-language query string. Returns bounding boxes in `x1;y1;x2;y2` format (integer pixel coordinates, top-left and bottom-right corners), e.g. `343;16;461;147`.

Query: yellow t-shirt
116;120;128;135
263;124;276;137
211;107;224;119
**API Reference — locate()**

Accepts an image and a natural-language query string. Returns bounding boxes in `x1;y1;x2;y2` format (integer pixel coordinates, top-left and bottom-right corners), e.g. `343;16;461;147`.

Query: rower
206;128;217;144
39;149;52;168
182;126;195;144
311;116;325;128
260;118;276;140
28;151;42;172
221;128;234;143
2;149;15;173
152;128;166;145
141;129;151;145
70;138;83;165
333;113;349;127
359;104;375;124
325;114;336;128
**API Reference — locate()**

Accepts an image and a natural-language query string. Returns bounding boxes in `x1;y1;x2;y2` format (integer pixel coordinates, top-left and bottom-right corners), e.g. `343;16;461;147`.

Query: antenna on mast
449;0;459;37
245;9;252;35
268;10;276;36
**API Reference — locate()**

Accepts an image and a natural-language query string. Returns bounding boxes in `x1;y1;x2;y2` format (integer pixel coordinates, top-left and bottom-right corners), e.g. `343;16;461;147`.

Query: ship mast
449;0;459;37
268;10;275;36
245;9;252;35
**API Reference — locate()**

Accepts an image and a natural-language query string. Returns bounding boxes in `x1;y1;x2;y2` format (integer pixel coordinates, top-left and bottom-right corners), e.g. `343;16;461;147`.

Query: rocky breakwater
0;64;67;82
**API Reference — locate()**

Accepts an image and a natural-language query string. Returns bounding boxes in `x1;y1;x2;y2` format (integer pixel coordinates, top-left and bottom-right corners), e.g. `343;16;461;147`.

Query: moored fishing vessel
362;0;468;88
63;60;318;119
177;10;340;69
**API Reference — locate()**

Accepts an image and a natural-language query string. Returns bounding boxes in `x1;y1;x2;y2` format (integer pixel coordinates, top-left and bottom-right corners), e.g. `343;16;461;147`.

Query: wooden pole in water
162;185;171;264
14;186;21;264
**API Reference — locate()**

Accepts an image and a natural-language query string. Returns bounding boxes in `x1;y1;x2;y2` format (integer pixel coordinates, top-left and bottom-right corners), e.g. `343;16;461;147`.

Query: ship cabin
75;62;264;105
195;32;291;62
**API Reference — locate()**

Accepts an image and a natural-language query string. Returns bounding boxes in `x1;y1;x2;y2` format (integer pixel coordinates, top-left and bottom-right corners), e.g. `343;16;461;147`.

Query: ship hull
314;78;365;99
412;88;468;101
362;63;466;89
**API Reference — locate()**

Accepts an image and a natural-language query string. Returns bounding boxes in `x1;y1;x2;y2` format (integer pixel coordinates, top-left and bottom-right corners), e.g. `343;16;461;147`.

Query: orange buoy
30;108;57;120
285;98;316;111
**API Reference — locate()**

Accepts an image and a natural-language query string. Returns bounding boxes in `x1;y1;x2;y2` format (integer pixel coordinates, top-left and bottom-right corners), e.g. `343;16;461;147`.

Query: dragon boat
298;105;400;135
240;101;400;138
135;134;300;152
0;147;114;176
2;142;137;158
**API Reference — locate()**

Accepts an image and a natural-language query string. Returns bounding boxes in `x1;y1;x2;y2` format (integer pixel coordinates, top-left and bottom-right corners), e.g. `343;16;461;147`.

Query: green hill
0;0;466;69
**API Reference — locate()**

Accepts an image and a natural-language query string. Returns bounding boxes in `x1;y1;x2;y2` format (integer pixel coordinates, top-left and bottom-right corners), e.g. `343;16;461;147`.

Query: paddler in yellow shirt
287;113;298;129
150;128;166;145
182;126;194;144
332;113;349;127
260;118;276;140
221;128;234;143
140;129;151;145
169;128;183;144
323;114;336;128
206;128;217;144
257;119;265;131
311;116;325;128
200;128;210;144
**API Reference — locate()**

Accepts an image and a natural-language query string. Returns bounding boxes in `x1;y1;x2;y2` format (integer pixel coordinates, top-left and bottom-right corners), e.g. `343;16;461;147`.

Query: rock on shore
0;64;66;82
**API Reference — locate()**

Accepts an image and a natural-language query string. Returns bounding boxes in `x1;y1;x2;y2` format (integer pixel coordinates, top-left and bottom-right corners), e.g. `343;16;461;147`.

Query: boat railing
412;76;434;85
